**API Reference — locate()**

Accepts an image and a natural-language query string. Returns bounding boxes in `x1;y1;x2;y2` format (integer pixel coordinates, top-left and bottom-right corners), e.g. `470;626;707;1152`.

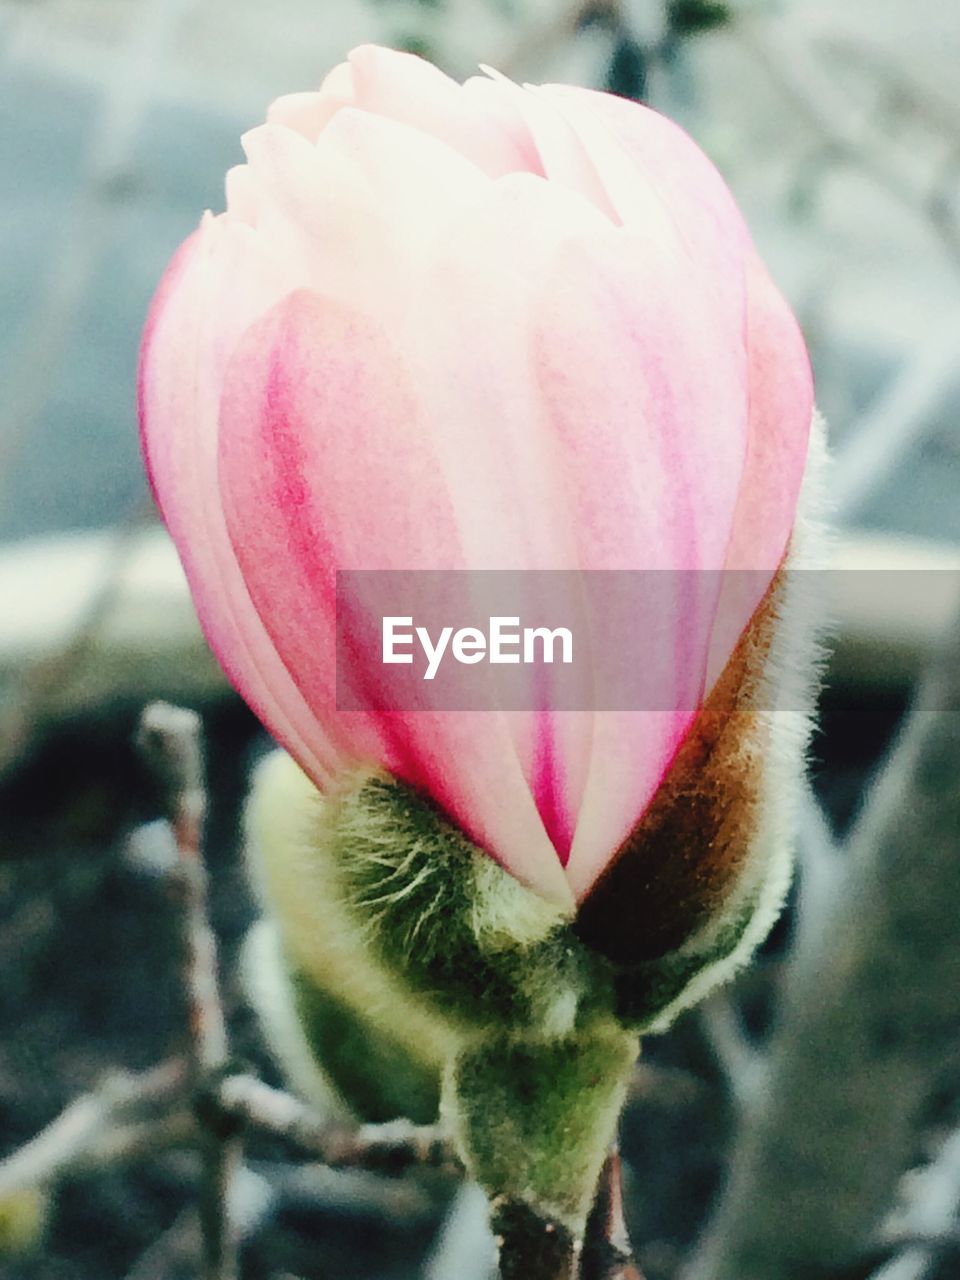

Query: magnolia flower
140;45;815;939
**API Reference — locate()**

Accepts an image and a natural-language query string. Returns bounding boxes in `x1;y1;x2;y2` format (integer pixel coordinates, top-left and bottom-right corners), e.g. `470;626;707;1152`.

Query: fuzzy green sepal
288;965;441;1123
323;771;617;1040
448;1024;636;1231
245;753;768;1056
611;889;761;1030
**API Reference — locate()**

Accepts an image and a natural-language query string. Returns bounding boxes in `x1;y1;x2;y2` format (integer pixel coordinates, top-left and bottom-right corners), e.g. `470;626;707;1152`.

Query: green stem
448;1027;637;1279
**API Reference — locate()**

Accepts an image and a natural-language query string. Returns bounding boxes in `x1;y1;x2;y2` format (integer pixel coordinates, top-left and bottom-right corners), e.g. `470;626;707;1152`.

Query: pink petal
530;87;809;578
461;75;544;175
319;105;489;281
266;62;356;140
238;122;387;311
474;72;619;217
530;228;751;899
705;253;813;685
145;54;812;910
139;215;343;788
223;164;259;225
240;110;487;323
537;84;749;323
728;252;813;569
216;288;574;906
406;174;623;856
345;45;540;178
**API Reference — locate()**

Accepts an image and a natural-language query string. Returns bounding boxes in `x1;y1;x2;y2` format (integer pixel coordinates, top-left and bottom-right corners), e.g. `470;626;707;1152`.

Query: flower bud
141;44;823;1245
140;43;817;919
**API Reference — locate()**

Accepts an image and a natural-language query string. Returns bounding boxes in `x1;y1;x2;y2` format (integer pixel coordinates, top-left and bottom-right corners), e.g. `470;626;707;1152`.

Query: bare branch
831;321;960;524
6;701;481;1277
872;1125;960;1280
497;1;622;78
216;1073;460;1177
0;1060;187;1198
137;703;237;1280
795;788;843;943
123;1206;199;1280
819;35;960;143
270;1159;437;1227
698;992;764;1111
136;703;206;875
581;1148;645;1280
732;15;960;267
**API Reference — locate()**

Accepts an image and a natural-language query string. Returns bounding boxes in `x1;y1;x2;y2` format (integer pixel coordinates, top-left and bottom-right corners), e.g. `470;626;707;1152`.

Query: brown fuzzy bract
575;573;783;966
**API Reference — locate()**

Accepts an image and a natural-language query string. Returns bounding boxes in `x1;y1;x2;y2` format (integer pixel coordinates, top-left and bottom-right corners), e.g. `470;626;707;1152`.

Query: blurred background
1;1;960;1278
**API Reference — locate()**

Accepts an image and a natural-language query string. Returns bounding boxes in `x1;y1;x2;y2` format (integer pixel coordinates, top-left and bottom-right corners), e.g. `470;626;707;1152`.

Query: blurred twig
123;1206;199;1280
683;610;960;1280
872;1125;960;1280
732;14;960;268
698;992;763;1113
1;702;680;1279
0;1060;188;1197
581;1148;645;1280
795;787;842;937
137;702;238;1280
820;36;960;148
498;0;623;77
1;701;464;1276
831;320;960;523
216;1074;459;1177
268;1158;436;1227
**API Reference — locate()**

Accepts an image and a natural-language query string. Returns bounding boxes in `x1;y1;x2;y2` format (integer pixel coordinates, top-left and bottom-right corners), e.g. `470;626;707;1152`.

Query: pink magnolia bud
139;45;815;932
